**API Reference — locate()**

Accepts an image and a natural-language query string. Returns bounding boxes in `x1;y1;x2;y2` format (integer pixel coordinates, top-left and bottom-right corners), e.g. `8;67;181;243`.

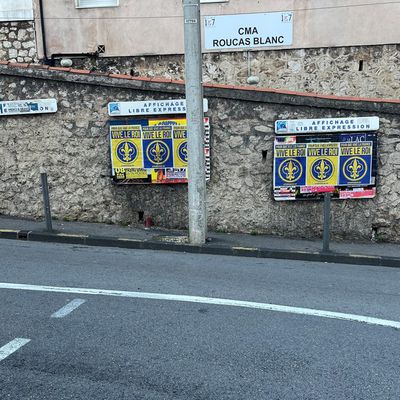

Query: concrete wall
0;65;399;242
33;0;400;57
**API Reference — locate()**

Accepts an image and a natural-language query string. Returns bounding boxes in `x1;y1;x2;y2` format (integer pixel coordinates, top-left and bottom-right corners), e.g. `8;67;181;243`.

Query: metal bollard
40;172;53;232
322;192;331;253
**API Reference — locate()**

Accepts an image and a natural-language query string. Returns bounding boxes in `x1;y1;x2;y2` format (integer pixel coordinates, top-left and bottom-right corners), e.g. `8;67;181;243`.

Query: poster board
273;133;377;200
110;117;210;184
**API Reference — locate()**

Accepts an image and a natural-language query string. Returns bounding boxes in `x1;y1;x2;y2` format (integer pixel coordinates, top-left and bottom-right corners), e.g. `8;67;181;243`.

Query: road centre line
0;338;31;362
0;282;399;329
51;299;86;318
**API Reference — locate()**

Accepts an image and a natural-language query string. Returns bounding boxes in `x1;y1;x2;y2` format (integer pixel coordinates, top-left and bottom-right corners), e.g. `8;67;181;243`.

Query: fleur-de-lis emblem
147;141;170;165
178;142;188;163
348;158;362;179
278;158;302;183
116;141;137;163
283;160;298;181
121;142;133;162
343;157;368;182
315;159;329;180
311;158;334;182
150;142;166;162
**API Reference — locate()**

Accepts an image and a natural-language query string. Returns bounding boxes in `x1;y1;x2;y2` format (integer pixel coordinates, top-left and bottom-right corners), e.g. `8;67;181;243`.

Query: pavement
2;241;399;399
0;215;399;267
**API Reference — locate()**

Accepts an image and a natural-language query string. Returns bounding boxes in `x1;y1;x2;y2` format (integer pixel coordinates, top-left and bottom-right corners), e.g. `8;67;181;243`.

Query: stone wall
0;21;37;63
62;44;400;100
0;65;399;242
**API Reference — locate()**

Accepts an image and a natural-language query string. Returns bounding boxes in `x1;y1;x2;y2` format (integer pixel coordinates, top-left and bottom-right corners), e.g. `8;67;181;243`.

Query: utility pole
183;0;207;245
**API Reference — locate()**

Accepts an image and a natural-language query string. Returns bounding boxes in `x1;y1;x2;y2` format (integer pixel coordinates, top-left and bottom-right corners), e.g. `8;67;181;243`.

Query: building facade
1;1;399;98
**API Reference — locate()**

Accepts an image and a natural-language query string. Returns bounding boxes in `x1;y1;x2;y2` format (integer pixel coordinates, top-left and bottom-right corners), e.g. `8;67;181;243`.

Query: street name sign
204;11;293;51
0;99;57;116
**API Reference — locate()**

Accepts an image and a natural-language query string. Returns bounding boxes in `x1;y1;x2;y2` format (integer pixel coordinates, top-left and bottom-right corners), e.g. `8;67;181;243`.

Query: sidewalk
0;215;399;267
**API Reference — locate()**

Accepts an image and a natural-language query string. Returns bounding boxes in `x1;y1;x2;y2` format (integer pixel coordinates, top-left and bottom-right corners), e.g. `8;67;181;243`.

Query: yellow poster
110;125;143;169
306;143;339;186
173;126;188;167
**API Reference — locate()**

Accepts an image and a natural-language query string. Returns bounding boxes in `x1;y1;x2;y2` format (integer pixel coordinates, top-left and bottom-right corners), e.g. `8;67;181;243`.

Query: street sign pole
322;193;331;253
183;0;207;245
40;172;53;232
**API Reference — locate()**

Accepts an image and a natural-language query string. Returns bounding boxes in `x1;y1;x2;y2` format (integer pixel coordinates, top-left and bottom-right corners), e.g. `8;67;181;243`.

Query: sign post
183;0;207;245
322;193;331;253
40;172;53;232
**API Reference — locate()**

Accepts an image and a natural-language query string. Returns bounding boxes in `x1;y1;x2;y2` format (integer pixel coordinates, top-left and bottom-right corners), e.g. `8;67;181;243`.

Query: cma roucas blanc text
211;27;285;48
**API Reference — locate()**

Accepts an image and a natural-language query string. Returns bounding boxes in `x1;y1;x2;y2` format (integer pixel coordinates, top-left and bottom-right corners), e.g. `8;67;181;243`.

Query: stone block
17;29;27;41
22;41;35;49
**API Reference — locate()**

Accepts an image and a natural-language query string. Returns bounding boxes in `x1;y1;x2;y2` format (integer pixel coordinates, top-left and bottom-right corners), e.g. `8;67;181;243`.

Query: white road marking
0;282;399;329
51;299;86;318
0;338;31;362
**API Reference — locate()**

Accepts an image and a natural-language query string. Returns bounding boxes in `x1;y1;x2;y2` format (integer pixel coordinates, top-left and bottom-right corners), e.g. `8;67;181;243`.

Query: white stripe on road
51;299;86;318
0;282;399;329
0;338;31;362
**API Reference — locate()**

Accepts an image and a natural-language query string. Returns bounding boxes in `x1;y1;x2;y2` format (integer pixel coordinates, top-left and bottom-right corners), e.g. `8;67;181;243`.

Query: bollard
322;192;331;253
40;172;53;232
144;216;153;230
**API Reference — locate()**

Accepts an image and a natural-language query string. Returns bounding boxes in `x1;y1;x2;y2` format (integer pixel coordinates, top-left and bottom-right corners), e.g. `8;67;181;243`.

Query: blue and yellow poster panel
273;134;376;200
110;118;210;184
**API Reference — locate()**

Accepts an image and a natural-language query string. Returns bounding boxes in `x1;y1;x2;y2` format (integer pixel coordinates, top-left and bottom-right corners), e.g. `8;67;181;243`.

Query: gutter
37;0;50;64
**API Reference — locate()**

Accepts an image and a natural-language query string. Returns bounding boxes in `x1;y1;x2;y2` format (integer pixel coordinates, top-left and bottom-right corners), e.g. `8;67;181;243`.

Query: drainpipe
38;0;50;64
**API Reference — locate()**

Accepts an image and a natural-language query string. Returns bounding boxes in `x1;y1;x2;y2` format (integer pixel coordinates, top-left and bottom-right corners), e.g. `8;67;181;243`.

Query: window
76;0;119;8
0;0;33;21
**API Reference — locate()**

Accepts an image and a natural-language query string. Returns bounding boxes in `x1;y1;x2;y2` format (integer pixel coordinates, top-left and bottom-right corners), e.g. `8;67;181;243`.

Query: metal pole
40;172;53;232
322;193;331;253
183;0;207;245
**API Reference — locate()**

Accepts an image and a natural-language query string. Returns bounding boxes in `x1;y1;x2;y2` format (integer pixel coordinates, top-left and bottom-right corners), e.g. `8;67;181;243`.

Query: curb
0;229;399;268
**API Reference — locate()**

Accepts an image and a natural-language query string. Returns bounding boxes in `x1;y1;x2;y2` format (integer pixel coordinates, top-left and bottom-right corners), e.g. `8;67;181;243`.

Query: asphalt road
0;239;399;399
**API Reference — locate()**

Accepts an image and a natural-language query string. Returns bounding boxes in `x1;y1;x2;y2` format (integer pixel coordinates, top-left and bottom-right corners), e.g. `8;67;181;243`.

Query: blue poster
339;142;372;185
142;126;174;169
274;144;306;187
